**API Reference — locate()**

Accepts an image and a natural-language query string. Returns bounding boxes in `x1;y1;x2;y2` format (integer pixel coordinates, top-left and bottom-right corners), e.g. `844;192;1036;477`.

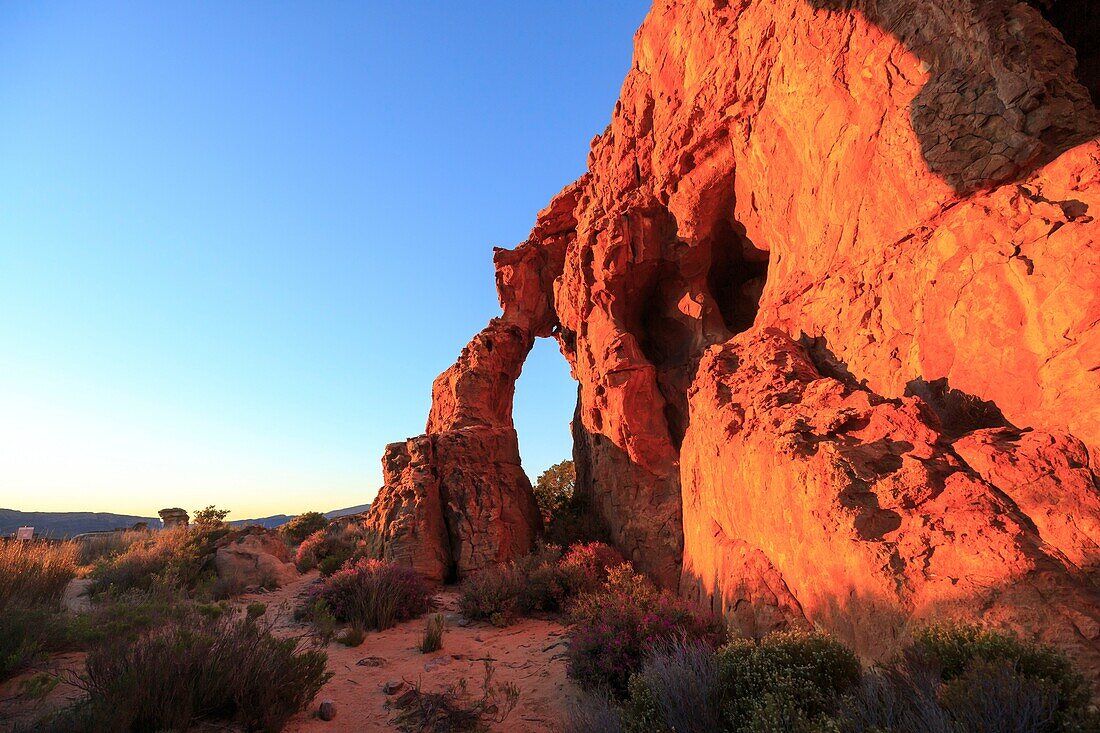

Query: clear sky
0;2;650;519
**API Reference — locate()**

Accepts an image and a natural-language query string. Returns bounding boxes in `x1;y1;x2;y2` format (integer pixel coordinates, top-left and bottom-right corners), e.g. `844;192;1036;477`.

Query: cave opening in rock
512;336;579;493
706;218;771;335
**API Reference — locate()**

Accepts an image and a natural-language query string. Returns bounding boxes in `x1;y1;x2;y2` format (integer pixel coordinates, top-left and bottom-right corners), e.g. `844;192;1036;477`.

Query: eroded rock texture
366;0;1100;676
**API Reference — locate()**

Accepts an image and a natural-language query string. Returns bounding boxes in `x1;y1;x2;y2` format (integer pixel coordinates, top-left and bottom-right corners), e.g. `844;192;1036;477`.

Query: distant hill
325;503;371;519
3;503;373;537
0;509;160;538
229;504;372;529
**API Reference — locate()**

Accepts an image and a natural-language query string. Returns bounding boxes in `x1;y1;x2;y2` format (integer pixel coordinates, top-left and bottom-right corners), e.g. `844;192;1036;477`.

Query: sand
251;572;578;732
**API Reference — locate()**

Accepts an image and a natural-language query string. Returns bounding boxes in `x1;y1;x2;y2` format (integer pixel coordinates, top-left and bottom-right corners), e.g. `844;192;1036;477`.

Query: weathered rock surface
362;320;542;583
214;527;298;590
366;0;1100;678
680;329;1100;676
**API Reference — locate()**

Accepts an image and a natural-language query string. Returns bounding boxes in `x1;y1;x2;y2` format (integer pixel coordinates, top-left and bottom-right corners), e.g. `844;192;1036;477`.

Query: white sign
15;526;34;541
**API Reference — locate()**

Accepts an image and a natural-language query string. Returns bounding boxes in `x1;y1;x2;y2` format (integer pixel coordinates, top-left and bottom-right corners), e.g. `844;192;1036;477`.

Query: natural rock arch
362;0;1100;682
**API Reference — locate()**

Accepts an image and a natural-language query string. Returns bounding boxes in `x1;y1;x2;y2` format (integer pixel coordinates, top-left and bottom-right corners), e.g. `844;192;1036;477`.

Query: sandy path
249;572;578;732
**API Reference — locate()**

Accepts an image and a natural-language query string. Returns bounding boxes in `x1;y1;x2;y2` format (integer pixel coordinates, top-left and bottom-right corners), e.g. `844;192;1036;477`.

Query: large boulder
214;527;298;590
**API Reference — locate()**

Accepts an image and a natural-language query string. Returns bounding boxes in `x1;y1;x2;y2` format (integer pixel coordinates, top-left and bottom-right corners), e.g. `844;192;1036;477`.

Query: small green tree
534;460;575;524
281;511;329;545
193;505;230;529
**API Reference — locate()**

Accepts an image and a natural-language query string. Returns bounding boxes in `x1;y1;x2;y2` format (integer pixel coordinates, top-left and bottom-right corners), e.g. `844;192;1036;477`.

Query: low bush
280;511;329;545
566;623;1098;733
913;623;1093;721
63;582;192;648
0;603;67;679
88;526;231;595
624;639;722;733
558;541;625;596
75;530;149;566
72;613;330;732
564;691;626;733
566;564;722;695
712;630;861;731
294;529;327;571
458;541;623;626
294;521;376;573
0;538;78;607
458;563;526;626
307;558;430;631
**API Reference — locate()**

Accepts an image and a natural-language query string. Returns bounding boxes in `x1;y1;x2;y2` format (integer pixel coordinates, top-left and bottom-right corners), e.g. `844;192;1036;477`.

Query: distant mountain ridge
3;503;372;537
0;509;160;538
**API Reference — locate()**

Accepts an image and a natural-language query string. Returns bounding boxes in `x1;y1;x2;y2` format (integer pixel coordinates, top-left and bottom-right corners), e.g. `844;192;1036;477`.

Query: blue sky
0;2;649;518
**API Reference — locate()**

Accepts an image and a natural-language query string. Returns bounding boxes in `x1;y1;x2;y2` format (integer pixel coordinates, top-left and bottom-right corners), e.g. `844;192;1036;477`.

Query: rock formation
213;527;298;590
158;507;189;529
364;0;1100;678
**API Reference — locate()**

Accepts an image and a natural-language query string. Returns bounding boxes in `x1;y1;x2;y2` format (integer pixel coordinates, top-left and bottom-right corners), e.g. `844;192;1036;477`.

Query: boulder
214;527;298;590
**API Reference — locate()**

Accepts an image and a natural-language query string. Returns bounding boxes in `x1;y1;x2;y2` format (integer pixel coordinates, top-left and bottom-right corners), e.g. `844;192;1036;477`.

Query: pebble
318;699;337;721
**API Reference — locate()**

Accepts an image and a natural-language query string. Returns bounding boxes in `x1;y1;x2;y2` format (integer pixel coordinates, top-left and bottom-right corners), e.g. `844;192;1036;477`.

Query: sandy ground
0;652;86;731
260;572;578;732
0;571;578;732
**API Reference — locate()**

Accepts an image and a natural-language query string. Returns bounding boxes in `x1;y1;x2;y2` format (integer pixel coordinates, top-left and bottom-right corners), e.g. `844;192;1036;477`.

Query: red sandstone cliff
364;0;1100;678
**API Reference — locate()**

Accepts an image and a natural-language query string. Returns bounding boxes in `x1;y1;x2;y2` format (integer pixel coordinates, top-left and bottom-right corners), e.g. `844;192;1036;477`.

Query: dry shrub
388;661;519;733
73;613;330;732
0;538;79;678
0;538;79;607
307;558;430;631
563;691;625;733
88;525;254;598
75;530;149;566
420;613;446;653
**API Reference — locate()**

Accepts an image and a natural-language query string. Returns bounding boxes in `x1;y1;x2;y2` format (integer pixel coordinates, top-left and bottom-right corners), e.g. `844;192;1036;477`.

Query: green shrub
0;603;67;679
317;554;346;577
716;631;861;729
569;622;1097;733
74;613;330;732
913;624;1096;731
280;512;329;545
192;505;230;529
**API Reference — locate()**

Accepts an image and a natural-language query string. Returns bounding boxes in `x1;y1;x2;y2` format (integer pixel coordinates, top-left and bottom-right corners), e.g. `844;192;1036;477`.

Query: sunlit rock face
365;0;1100;677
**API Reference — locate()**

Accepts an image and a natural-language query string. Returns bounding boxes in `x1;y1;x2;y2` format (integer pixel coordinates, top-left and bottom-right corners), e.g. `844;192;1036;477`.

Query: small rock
60;578;95;614
382;680;404;695
318;699;337;721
